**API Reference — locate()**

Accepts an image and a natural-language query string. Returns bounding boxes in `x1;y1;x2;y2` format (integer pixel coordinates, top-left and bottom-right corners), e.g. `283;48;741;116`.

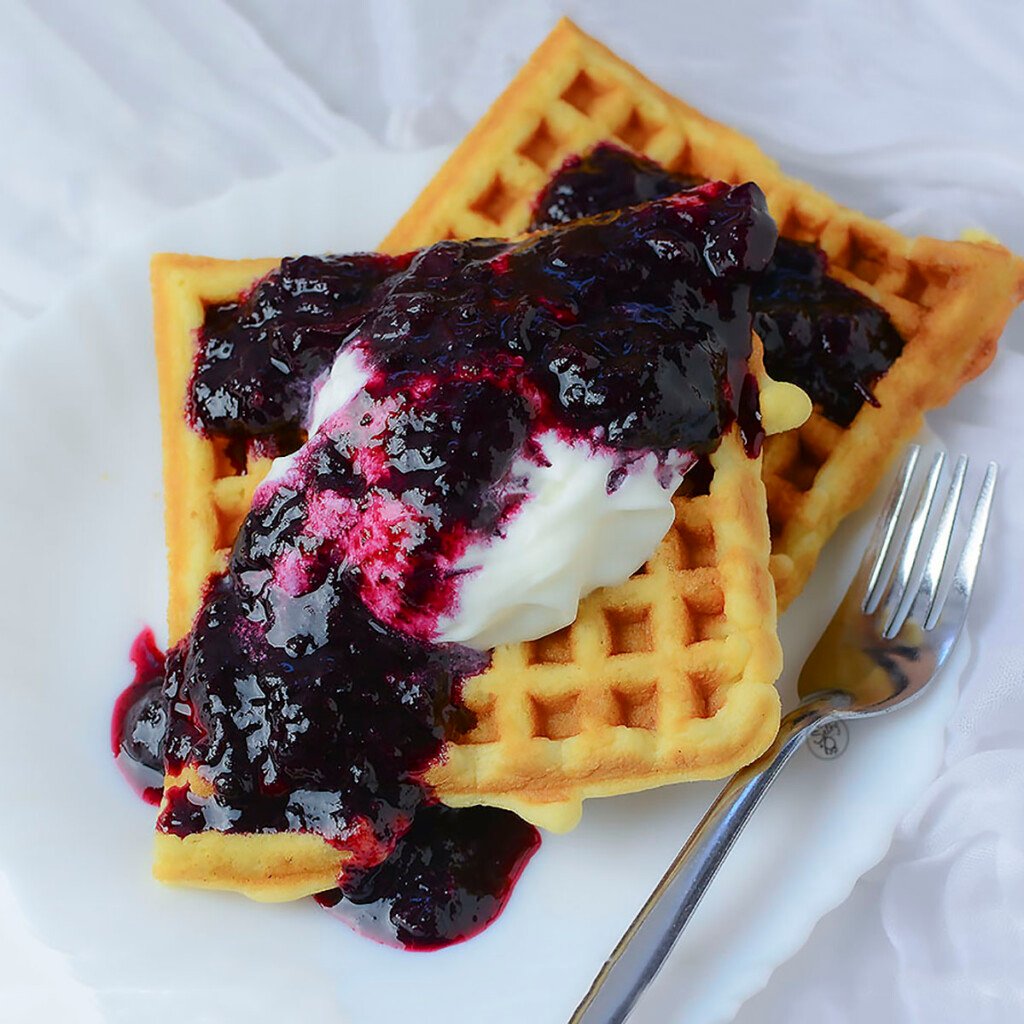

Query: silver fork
569;446;997;1024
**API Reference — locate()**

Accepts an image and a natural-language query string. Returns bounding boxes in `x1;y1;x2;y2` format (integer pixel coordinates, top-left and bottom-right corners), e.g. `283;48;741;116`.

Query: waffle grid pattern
427;430;782;823
381;17;1024;608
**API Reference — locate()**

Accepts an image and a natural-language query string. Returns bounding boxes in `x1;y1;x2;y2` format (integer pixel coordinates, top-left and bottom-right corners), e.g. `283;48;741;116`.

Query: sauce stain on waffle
119;183;784;949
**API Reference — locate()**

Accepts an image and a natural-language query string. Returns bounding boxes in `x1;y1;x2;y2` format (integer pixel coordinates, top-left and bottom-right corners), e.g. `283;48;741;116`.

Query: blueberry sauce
530;143;905;426
530;142;703;230
191;253;410;458
114;629;538;950
123;186;774;949
160;567;487;861
750;239;904;427
315;805;541;951
111;628;167;805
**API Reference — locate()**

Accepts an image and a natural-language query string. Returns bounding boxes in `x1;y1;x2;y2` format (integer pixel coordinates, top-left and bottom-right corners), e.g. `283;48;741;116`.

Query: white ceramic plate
0;146;964;1024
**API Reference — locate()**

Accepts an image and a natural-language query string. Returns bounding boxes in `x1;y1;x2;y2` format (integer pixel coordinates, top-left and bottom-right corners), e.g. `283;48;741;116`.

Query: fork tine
908;454;968;629
888;454;966;637
925;461;998;631
862;445;921;612
878;451;945;634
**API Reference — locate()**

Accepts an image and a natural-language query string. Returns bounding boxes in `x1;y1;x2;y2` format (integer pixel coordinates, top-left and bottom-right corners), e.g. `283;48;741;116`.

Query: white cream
436;434;689;650
308;346;373;435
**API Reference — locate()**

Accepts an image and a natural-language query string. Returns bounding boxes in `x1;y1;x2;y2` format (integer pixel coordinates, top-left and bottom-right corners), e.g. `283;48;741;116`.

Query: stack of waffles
149;18;1024;898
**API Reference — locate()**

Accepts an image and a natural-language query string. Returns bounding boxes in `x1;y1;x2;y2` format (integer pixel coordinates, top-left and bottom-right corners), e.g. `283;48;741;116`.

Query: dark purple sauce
530;143;905;427
530;143;703;229
316;805;540;951
114;633;538;951
191;253;410;458
191;184;772;463
160;566;487;862
111;628;167;805
751;239;903;427
120;186;775;949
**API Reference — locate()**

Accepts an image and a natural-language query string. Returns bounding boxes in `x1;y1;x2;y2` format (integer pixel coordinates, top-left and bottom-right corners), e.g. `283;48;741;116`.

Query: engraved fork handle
568;690;850;1024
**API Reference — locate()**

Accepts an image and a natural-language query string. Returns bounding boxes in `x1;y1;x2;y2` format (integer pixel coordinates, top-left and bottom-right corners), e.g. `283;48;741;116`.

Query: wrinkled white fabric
1;1;1023;1021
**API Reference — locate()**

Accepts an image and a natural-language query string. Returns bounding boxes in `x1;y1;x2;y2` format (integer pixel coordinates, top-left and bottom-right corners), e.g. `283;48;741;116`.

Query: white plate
0;146;964;1024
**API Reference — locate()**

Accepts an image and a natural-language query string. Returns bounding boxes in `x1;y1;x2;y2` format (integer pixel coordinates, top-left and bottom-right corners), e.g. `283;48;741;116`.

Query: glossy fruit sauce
531;142;905;427
112;627;167;806
192;253;410;461
115;183;775;949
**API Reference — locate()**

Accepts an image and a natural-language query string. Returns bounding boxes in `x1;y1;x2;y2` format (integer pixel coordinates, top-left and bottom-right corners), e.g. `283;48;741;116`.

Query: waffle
152;255;806;898
424;419;787;822
382;17;1024;608
152;253;279;643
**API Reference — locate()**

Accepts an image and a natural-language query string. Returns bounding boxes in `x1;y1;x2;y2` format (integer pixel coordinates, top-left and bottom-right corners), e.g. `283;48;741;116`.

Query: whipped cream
259;346;372;488
437;435;690;650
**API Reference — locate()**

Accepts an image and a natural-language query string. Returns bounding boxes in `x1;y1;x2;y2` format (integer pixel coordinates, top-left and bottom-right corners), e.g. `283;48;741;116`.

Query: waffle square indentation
900;263;951;308
470;177;516;224
461;696;499;745
211;435;247;478
840;227;888;285
530;692;582;740
214;500;245;551
611;685;658;729
684;588;725;643
674;517;716;570
615;108;661;152
526;626;574;665
560;69;606;114
605;607;654;655
666;141;693;176
518;119;560;169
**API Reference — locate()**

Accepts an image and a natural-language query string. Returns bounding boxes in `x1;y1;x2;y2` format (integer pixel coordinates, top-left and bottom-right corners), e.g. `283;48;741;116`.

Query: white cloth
1;1;1023;1020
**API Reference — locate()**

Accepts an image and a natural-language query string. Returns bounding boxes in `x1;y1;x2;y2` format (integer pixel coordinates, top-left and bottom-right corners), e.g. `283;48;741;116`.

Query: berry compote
315;805;541;951
530;142;905;426
111;627;167;805
191;253;410;459
117;183;776;949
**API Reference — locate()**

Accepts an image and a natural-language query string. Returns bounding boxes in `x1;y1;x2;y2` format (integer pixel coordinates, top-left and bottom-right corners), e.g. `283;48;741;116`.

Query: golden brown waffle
425;422;786;822
382;17;1024;608
151;259;806;897
152;253;279;643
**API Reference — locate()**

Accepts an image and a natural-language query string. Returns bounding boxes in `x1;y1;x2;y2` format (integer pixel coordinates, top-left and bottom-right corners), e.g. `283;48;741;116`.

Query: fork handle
568;690;851;1024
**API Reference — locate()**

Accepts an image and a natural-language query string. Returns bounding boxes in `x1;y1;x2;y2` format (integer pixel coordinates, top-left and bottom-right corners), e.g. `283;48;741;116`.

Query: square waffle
424;420;785;821
381;17;1024;608
151;271;800;898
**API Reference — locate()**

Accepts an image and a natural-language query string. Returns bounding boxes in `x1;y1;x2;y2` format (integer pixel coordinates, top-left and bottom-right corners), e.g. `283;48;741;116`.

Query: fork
569;446;997;1024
